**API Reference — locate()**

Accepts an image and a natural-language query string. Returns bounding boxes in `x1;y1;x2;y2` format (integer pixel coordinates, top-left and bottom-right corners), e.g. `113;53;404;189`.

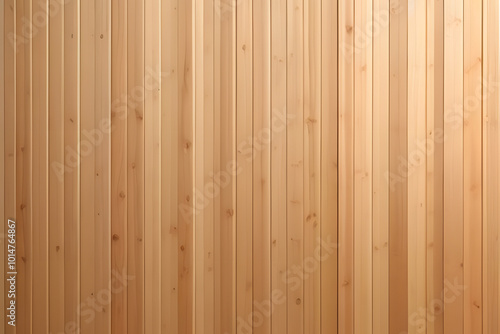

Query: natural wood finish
111;0;128;331
253;1;271;334
389;0;408;332
236;0;253;332
372;0;389;332
338;0;354;332
444;0;465;332
408;0;427;333
464;0;482;332
287;0;304;333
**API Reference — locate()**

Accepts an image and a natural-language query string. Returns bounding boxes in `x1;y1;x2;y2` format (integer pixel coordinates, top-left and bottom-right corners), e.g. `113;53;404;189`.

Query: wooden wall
1;0;499;333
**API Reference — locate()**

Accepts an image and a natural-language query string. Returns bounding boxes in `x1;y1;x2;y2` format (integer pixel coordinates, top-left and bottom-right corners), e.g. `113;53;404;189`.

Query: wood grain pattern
1;1;498;333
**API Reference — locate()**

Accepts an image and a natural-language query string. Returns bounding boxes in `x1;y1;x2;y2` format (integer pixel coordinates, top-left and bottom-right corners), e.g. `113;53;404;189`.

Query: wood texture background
1;0;499;333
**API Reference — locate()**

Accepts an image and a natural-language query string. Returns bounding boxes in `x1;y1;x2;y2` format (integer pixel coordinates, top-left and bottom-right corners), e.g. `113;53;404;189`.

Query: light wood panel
1;1;499;333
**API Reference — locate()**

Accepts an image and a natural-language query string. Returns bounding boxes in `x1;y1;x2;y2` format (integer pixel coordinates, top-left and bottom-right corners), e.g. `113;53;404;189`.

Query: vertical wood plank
0;0;5;329
94;0;112;331
80;0;95;331
16;0;32;331
127;0;144;332
321;0;338;332
463;0;482;331
304;0;321;332
177;0;194;331
427;0;445;332
389;0;408;332
111;0;128;331
372;0;389;332
202;1;215;332
31;0;49;332
271;0;288;332
64;0;80;330
353;0;373;331
195;0;206;329
236;0;253;332
162;0;178;333
287;0;304;332
49;0;65;334
144;0;162;332
4;1;16;334
483;0;499;332
253;0;271;333
443;0;464;331
214;2;236;333
407;0;427;332
338;0;354;331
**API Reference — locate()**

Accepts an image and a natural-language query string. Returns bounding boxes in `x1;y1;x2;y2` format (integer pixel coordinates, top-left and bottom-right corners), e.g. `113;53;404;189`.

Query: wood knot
296;298;301;305
226;209;234;217
119;191;126;199
112;234;120;241
56;246;60;252
180;245;185;251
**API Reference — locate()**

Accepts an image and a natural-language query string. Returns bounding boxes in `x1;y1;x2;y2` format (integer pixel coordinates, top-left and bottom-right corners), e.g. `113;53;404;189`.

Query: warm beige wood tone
16;0;32;332
0;0;4;329
214;2;236;334
271;0;287;332
304;0;321;332
161;0;178;333
2;0;499;332
321;0;338;332
236;0;253;333
48;0;65;333
127;0;144;332
253;1;271;334
31;1;48;333
408;0;427;333
4;1;16;334
338;0;354;332
111;0;128;331
444;0;465;333
144;0;162;333
427;0;445;332
464;0;482;332
353;0;372;332
287;0;304;333
64;0;80;332
483;0;499;333
389;0;408;333
372;0;389;333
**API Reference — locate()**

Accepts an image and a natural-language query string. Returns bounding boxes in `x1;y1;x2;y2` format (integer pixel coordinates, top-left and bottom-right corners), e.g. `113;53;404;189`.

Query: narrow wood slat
16;0;32;332
94;0;112;332
389;0;408;332
177;0;194;331
408;0;427;332
144;0;162;332
338;0;354;331
427;0;445;332
4;1;17;334
372;0;389;332
463;0;482;331
64;0;81;331
161;0;179;333
236;0;253;332
0;0;5;329
31;0;49;332
253;0;271;333
111;0;128;331
287;0;304;332
214;3;237;333
443;0;464;332
80;0;96;331
483;0;499;332
271;0;288;332
127;0;145;332
353;0;373;331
